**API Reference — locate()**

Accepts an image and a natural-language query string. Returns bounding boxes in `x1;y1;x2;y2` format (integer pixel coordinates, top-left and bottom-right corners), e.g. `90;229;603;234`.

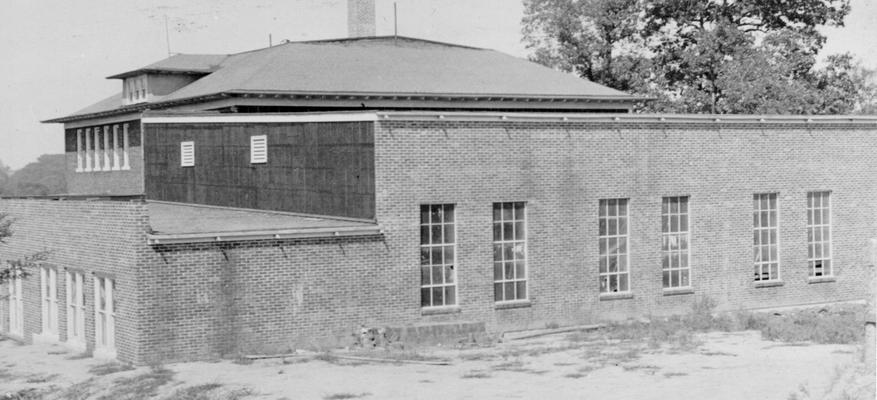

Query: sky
0;0;874;170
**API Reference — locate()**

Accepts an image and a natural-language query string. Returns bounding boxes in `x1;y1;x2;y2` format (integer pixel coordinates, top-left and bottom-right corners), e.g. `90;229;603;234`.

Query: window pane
444;287;456;305
443;226;454;243
618;217;627;235
444;265;455;283
493;223;502;241
432;287;443;305
421;266;431;285
432;266;443;285
493;204;502;221
515;222;526;240
504;282;515;300
503;222;514;240
431;225;442;244
444;246;454;264
443;205;454;222
494;262;503;281
515;261;526;279
516;281;527;300
495;283;503;301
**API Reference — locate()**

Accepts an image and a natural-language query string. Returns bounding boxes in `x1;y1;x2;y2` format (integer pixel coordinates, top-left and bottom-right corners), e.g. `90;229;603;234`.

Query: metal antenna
164;15;171;57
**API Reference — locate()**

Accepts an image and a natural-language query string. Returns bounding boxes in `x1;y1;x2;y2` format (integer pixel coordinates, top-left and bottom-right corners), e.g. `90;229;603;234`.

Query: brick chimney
347;0;376;37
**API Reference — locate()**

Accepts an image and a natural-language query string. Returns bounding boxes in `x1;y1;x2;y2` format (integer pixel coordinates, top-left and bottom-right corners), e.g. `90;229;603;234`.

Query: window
420;204;456;308
94;276;116;353
250;135;267;164
493;202;527;302
807;192;832;277
753;193;780;281
180;141;195;167
662;196;691;288
66;271;86;346
599;199;630;293
112;125;120;171
94;127;102;171
85;128;93;172
76;129;84;172
7;269;23;337
40;266;58;337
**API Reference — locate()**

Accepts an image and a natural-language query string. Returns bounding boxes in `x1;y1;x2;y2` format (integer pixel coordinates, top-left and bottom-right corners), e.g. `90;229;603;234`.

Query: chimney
347;0;376;37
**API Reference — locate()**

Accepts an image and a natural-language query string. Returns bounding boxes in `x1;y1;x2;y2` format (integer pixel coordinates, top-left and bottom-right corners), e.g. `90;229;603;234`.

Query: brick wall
136;235;392;363
373;120;877;331
0;198;148;362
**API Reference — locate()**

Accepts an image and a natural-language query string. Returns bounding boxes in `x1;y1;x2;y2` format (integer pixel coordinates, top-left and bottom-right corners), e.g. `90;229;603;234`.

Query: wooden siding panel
143;121;376;219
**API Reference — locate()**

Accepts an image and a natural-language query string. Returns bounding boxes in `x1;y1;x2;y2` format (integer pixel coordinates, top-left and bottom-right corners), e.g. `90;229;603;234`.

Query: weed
746;306;863;344
164;383;223;400
95;365;175;400
461;369;492;379
323;392;371;400
89;361;135;376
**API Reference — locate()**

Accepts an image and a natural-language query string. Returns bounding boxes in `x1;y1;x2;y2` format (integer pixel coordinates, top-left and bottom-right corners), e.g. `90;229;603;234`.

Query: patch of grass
323;392;371;400
701;350;738;356
564;372;585;378
346;349;450;364
24;373;59;383
164;383;223;400
461;369;492;379
458;352;496;362
66;352;91;360
622;364;661;374
746;305;864;344
56;378;97;400
96;365;175;400
89;361;135;376
664;372;688;378
224;387;256;400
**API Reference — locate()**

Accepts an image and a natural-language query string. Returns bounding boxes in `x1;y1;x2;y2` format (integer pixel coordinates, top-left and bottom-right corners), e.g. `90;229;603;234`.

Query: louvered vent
250;135;267;164
180;141;195;167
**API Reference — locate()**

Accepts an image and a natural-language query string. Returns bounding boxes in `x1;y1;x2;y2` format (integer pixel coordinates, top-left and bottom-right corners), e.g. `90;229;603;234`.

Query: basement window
806;192;832;277
180;141;195;167
599;198;630;294
420;204;456;308
753;193;780;282
250;135;267;164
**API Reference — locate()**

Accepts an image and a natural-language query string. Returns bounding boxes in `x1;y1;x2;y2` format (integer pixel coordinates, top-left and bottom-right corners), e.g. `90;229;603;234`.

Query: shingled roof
48;36;642;123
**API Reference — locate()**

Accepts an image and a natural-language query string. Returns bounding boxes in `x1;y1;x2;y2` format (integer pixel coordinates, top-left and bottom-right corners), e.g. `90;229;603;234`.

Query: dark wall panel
143;121;375;219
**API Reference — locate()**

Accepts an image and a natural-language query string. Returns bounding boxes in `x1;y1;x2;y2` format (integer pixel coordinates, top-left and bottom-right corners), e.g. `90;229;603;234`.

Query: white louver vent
180;141;195;167
250;135;267;164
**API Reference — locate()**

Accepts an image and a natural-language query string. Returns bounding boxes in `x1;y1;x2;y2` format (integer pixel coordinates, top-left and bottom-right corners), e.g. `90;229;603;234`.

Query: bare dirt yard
1;303;874;400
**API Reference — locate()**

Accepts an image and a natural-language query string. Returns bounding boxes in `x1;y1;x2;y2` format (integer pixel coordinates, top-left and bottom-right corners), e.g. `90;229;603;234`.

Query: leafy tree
521;0;876;114
0;159;10;194
1;154;66;196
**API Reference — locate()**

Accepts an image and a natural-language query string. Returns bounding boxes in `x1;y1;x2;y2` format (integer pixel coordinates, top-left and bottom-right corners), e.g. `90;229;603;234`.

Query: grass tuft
89;361;135;376
323;392;371;400
95;365;175;400
164;383;223;400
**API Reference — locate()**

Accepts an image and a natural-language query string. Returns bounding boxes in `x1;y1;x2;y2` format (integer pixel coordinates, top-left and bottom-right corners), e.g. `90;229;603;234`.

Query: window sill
662;287;694;296
495;300;532;310
421;306;461;316
754;280;784;288
808;276;836;284
599;292;634;301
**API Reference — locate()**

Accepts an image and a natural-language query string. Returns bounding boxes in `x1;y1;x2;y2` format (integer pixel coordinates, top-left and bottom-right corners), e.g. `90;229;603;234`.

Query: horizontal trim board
142;113;379;124
147;226;383;245
375;111;877;124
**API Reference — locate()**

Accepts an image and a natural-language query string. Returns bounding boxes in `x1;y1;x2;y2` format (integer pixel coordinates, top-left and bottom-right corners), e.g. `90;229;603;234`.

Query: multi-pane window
7;269;23;337
753;193;780;281
662;196;690;288
40;266;58;337
420;204;456;308
66;271;86;346
493;202;527;302
94;276;116;351
75;123;130;173
598;199;630;293
807;192;832;277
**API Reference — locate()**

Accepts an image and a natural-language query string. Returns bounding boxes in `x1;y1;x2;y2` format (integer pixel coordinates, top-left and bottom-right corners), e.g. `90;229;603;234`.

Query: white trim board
142;113;379;124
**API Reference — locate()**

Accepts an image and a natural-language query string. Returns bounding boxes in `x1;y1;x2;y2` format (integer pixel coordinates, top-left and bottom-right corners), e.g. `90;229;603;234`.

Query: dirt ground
1;329;874;400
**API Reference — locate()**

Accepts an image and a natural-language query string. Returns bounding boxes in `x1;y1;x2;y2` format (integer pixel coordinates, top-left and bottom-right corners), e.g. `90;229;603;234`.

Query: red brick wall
373;120;877;330
0;198;148;362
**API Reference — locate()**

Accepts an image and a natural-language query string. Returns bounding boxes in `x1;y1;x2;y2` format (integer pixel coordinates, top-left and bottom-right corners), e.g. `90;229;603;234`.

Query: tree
1;154;66;196
0;214;47;286
521;0;872;114
0;159;10;194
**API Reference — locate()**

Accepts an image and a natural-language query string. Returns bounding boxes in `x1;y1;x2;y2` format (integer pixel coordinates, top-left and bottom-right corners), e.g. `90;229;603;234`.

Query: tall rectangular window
250;135;268;164
753;193;780;281
75;129;84;172
122;124;130;170
40;266;58;337
103;125;111;170
493;202;527;302
84;128;93;172
112;125;120;171
599;199;630;293
420;204;456;308
7;269;23;337
94;276;116;352
662;196;691;288
807;192;832;277
66;271;86;346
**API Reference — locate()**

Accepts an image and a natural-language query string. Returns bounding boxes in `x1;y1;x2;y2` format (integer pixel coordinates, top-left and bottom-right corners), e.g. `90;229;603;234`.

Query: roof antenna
394;2;398;45
164;15;172;57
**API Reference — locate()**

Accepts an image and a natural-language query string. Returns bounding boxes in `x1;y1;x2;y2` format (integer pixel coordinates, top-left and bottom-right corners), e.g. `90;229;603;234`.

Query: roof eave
147;225;384;245
106;69;214;80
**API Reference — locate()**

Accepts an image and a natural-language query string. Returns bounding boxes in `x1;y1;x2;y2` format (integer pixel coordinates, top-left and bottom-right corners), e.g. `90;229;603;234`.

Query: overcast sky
0;0;874;170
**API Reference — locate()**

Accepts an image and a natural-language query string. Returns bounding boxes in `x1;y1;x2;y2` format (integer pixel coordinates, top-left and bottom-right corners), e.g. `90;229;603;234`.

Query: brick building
2;31;876;364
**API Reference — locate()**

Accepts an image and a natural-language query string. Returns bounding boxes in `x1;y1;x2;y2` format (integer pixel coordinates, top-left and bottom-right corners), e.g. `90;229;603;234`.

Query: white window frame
84;128;93;172
250;135;268;164
112;125;121;171
420;204;457;308
122;123;131;170
662;196;691;289
180;141;195;167
39;266;59;340
493;202;528;302
103;125;111;170
598;198;630;294
66;271;86;349
753;193;781;282
94;276;116;358
8;272;23;337
806;191;832;278
93;127;102;171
